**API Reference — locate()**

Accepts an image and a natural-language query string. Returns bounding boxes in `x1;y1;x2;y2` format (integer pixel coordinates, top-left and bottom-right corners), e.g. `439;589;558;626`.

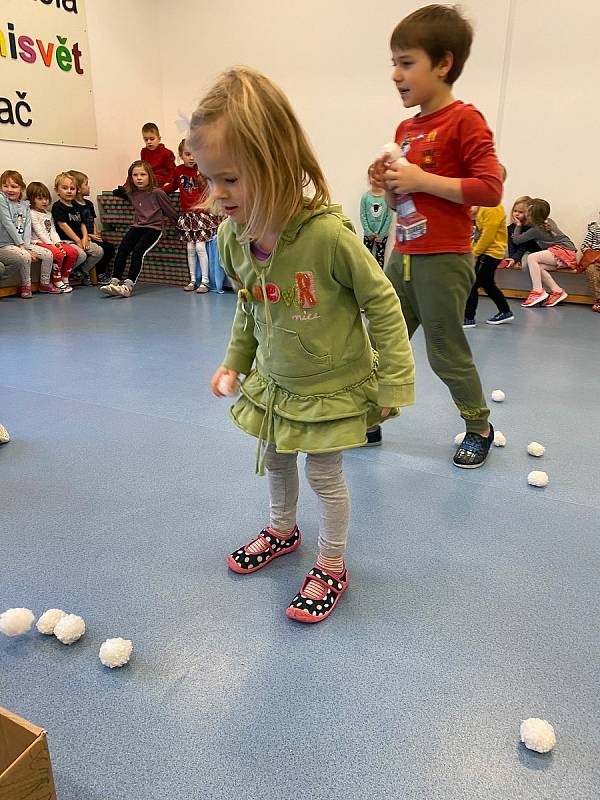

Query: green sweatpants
385;250;490;434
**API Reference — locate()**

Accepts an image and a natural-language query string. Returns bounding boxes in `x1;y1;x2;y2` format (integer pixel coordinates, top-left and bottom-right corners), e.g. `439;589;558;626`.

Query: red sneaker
39;283;61;294
542;290;568;307
20;285;32;298
521;290;548;307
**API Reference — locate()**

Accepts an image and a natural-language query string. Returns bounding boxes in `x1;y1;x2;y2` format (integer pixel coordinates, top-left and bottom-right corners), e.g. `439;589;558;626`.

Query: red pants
34;242;79;284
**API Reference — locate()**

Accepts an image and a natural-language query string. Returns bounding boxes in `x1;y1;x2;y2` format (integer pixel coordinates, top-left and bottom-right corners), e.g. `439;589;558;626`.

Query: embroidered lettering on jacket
295;271;316;308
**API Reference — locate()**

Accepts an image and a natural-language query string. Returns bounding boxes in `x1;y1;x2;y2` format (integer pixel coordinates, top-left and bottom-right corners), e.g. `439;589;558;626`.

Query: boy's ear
436;51;454;81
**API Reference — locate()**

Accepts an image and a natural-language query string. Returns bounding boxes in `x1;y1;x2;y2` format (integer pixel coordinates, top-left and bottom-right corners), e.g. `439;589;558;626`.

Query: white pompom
528;470;549;487
0;423;10;444
54;613;86;644
217;375;240;397
99;637;133;668
36;609;67;635
527;441;546;457
520;718;556;753
491;389;506;402
454;432;465;444
493;430;507;447
0;608;35;636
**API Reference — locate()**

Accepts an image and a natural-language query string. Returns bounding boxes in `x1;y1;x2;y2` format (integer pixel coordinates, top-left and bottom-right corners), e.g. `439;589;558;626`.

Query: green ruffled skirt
229;354;399;460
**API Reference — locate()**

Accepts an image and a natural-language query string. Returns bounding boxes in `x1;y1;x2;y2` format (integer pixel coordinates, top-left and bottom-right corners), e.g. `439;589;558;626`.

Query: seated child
68;170;115;285
578;213;600;313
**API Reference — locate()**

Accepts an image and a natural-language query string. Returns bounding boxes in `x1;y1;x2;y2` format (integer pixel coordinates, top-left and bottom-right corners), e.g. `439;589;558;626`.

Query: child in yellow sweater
463;202;513;327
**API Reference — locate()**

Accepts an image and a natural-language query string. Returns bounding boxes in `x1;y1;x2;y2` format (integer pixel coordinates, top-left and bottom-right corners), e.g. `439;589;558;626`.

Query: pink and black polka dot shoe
227;526;301;574
286;566;349;623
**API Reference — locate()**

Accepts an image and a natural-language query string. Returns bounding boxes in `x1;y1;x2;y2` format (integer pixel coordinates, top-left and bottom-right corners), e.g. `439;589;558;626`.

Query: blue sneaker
486;311;514;325
463;318;476;329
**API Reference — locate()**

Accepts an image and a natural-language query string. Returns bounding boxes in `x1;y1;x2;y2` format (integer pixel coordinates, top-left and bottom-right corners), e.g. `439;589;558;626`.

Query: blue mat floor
1;285;599;799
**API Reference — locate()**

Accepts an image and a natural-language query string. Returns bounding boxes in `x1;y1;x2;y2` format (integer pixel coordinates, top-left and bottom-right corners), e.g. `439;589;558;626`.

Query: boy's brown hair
390;4;473;85
67;170;88;192
1;170;26;192
142;122;160;137
124;160;156;193
26;181;52;204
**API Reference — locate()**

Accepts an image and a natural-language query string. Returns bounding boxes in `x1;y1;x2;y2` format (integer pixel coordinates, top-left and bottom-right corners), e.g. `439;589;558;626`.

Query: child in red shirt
165;139;220;293
140;122;176;189
373;4;503;468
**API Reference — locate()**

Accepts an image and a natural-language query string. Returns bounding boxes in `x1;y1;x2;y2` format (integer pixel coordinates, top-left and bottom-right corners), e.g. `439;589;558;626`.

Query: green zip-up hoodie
218;204;414;457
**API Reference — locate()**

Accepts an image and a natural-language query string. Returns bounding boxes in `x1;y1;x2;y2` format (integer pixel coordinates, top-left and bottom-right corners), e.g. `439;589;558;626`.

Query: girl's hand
211;366;239;397
384;162;426;194
381;407;391;418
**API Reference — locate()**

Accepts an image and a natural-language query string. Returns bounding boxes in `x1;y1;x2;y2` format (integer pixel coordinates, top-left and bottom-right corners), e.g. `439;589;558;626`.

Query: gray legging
264;444;350;559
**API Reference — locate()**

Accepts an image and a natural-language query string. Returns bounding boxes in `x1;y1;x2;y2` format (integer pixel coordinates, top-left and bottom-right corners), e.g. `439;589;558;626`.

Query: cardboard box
0;706;57;800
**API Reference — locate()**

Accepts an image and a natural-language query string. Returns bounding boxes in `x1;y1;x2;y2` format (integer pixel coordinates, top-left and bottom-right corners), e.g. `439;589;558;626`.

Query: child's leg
384;251;421;338
464;255;484;319
195;241;210;287
35;243;63;284
304;452;349;576
586;262;600;299
0;245;32;287
265;446;299;534
29;244;53;285
412;254;490;434
527;251;562;292
476;254;511;313
112;228;142;281
127;228;162;284
95;239;115;277
80;241;104;275
61;244;79;282
185;241;198;284
374;239;387;269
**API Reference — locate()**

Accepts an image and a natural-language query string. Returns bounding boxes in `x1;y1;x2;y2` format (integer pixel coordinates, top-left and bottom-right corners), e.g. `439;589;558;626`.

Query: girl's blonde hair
528;198;553;231
54;172;76;191
511;195;532;215
189;67;330;243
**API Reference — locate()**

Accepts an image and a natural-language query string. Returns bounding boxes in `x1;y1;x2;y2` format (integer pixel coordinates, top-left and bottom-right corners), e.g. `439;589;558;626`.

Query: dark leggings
465;254;511;318
363;236;387;269
113;227;162;283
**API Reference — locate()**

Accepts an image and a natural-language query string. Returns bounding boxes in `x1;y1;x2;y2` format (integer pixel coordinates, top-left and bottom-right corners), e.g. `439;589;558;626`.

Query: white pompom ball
0;423;10;444
528;441;546;457
0;608;35;636
493;430;507;447
36;609;67;635
454;432;465;444
491;389;506;402
99;637;133;668
528;470;549;488
217;375;240;396
54;613;86;644
520;718;556;753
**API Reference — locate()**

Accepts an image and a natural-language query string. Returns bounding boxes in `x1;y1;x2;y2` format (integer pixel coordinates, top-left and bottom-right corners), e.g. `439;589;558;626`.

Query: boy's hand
385;162;426;194
211;366;239;398
90;234;102;242
82;234;90;251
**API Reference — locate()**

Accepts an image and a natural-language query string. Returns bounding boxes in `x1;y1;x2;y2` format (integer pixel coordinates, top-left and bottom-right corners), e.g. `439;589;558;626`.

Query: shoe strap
300;566;347;598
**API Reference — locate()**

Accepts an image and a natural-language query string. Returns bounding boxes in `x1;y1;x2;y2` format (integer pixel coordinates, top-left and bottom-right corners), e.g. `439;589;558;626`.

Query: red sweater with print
164;165;209;211
140;143;176;188
393;100;503;254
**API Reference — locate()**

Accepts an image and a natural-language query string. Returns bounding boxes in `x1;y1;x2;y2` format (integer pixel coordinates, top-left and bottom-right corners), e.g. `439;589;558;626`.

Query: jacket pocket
254;319;331;378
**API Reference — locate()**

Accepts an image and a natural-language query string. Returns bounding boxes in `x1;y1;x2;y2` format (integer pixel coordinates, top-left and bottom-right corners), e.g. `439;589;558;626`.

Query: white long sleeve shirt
30;208;61;245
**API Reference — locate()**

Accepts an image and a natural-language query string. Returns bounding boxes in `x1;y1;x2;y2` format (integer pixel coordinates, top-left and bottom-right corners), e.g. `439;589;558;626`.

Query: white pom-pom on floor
454;432;465;444
491;389;506;402
54;614;86;644
528;470;549;487
528;441;546;457
0;608;35;636
217;375;240;397
520;718;556;753
493;430;507;447
36;609;67;635
99;637;133;668
0;423;10;444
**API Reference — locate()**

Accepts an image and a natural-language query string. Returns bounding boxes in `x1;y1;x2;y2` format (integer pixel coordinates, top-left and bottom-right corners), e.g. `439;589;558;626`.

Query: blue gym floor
1;285;599;799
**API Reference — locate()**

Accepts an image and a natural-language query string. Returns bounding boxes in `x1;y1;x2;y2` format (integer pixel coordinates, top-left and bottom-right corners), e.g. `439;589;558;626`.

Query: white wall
156;0;599;246
1;0;164;201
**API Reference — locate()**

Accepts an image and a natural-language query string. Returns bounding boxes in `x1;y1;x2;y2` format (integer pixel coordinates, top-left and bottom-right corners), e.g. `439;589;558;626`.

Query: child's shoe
196;283;209;294
363;425;382;447
116;278;134;298
453;424;494;469
20;285;32;298
100;278;121;295
184;282;196;291
522;290;548;307
463;318;476;328
227;526;301;574
59;282;73;293
286;565;349;623
592;301;600;313
81;273;92;286
96;273;112;285
39;283;61;294
542;290;568;307
486;311;514;325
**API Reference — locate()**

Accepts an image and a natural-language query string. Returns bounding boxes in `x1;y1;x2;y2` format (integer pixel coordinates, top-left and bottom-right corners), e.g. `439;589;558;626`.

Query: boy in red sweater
372;3;503;468
140;122;176;189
